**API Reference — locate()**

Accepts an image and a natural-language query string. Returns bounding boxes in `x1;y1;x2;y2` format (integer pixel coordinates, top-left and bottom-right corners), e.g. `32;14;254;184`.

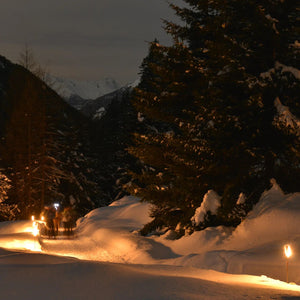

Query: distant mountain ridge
80;86;129;120
79;79;140;120
50;76;120;109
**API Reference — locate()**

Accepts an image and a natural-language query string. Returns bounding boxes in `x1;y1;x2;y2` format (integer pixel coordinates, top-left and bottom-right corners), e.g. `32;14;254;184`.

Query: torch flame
284;244;292;258
32;222;39;237
31;215;35;221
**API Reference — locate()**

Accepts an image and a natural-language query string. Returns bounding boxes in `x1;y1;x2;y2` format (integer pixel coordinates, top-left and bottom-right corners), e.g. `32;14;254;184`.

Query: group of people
41;205;75;238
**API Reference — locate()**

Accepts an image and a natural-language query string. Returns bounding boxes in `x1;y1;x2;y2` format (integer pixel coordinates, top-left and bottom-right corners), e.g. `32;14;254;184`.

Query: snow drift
1;181;300;287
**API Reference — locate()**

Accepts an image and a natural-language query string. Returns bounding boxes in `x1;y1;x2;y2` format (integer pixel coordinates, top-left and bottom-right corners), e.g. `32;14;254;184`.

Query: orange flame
284;244;292;258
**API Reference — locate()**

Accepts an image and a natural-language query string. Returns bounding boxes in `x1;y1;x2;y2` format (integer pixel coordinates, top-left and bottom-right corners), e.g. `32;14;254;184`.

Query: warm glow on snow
0;220;42;252
284;244;292;258
216;273;300;292
0;239;41;252
23;226;36;233
24;240;42;252
0;195;300;298
176;270;300;293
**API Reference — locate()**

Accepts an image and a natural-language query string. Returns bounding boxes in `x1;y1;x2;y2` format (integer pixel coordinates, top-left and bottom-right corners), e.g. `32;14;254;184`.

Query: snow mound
41;196;171;264
77;196;151;231
224;180;300;250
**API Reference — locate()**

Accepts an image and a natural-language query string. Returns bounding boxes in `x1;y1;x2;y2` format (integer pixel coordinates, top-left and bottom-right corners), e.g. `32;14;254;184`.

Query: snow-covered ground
0;181;300;299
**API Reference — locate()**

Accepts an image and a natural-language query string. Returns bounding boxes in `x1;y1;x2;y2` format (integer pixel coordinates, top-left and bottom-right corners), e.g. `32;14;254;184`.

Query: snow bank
0;220;34;234
159;181;300;283
156;226;233;256
77;196;151;231
40;186;300;283
1;183;300;285
224;180;300;250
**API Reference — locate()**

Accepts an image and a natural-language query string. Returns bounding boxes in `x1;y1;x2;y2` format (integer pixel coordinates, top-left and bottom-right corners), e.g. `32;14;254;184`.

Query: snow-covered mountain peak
50;75;121;100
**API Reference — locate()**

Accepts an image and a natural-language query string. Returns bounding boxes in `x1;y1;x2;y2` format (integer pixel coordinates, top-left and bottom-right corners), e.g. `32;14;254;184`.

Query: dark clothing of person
53;211;61;235
45;207;56;238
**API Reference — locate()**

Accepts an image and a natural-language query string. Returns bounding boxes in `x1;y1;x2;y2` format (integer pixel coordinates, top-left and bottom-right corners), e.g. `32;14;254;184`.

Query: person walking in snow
53;209;62;236
44;206;56;238
62;206;73;236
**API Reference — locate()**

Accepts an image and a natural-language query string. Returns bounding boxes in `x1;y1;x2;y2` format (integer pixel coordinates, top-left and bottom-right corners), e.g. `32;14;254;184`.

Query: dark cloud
0;0;183;85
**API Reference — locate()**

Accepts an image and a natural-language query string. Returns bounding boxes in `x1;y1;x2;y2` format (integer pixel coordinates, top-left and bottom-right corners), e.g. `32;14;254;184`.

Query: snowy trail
1;191;300;299
0;247;300;300
0;229;300;300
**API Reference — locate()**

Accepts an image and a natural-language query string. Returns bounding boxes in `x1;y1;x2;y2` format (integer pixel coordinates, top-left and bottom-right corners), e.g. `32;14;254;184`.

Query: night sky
0;0;182;85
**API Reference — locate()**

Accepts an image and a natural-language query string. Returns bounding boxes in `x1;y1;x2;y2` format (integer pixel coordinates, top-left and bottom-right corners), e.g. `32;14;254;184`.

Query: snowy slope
50;75;120;100
0;182;300;299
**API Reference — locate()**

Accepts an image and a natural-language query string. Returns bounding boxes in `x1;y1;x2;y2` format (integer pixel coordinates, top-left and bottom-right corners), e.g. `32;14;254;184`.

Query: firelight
284;244;292;283
284;244;292;258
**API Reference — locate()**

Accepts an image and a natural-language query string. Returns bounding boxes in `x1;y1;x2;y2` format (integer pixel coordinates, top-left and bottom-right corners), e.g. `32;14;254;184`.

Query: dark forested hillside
0;54;141;220
87;87;141;203
79;86;133;120
0;55;103;219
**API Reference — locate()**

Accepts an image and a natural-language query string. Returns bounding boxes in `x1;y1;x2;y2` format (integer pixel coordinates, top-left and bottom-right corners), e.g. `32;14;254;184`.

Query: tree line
0;54;99;220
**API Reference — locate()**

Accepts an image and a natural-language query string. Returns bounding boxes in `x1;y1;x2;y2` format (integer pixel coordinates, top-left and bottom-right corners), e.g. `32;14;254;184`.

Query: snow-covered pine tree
130;0;300;235
129;37;208;235
176;0;282;219
180;0;300;225
256;0;300;192
0;169;18;221
0;170;11;203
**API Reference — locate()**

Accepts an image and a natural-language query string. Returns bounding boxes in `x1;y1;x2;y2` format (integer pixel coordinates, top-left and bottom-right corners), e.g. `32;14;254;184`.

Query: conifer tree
129;0;300;235
0;170;18;221
2;76;65;217
129;38;202;234
0;170;11;203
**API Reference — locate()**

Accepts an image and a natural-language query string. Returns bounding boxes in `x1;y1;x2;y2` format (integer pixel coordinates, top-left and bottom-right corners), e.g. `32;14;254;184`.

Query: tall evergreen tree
2;74;68;217
129;0;300;235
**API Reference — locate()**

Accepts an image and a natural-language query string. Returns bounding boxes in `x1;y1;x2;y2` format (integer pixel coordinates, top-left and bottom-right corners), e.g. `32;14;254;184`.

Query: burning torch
284;244;292;283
